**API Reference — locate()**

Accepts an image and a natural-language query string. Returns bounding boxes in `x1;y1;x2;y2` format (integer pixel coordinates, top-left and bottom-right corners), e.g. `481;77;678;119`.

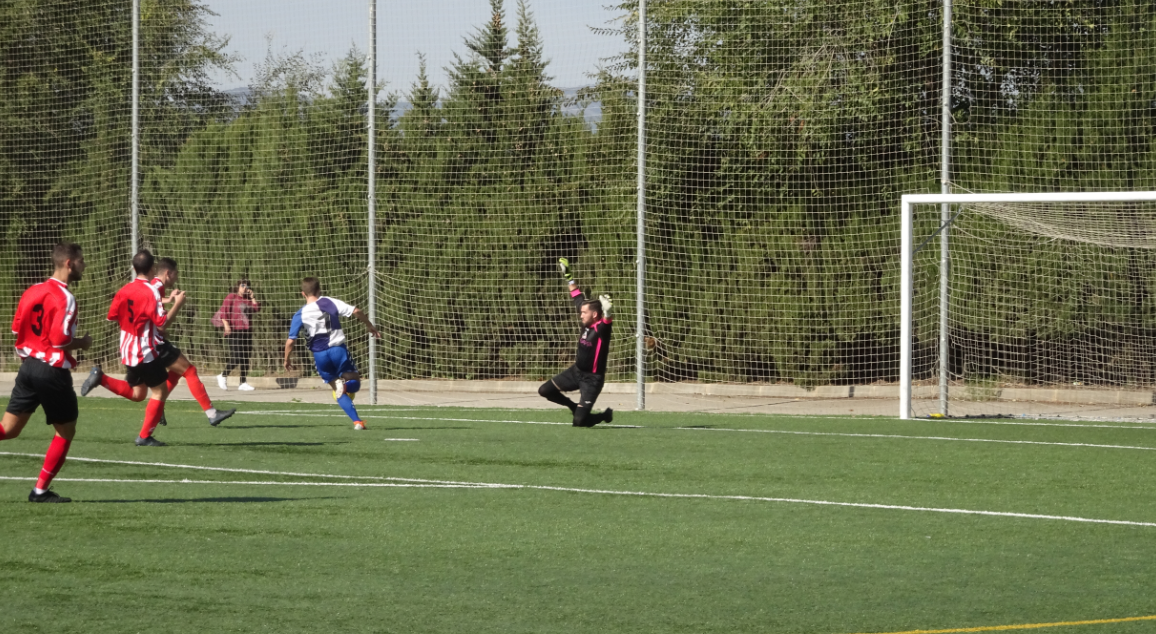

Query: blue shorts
312;346;358;383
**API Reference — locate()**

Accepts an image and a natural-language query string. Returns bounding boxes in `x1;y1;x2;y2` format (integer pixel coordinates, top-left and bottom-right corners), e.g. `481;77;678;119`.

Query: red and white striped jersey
108;278;167;366
11;278;79;369
148;277;168;343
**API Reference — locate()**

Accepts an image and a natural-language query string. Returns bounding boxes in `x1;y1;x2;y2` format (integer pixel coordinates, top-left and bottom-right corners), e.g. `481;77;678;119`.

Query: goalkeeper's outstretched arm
598;294;613;322
560;258;585;311
558;258;578;290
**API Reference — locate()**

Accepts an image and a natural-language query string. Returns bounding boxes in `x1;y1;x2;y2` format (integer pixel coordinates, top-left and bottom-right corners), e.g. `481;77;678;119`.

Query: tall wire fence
3;0;1156;407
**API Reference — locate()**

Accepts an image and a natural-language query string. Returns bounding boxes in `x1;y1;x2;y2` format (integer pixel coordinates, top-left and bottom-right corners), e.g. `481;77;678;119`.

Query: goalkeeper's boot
80;366;103;397
209;408;236;427
353;421;367;431
29;489;71;503
602;408;613;425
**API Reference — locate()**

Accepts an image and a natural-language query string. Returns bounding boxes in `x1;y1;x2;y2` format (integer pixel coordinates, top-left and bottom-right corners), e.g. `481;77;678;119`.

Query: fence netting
3;0;1156;405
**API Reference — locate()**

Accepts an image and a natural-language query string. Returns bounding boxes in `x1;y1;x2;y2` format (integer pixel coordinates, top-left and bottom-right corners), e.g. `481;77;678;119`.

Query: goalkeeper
537;259;614;427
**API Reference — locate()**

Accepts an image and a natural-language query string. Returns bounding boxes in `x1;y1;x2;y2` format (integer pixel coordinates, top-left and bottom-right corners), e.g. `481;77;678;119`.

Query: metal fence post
367;0;378;404
635;0;647;411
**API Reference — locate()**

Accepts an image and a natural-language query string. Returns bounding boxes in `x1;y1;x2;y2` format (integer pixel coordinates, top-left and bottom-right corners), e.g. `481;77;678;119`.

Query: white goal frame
899;191;1156;419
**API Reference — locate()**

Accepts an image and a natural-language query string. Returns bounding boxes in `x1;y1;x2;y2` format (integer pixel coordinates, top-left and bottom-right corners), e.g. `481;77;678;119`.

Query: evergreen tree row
4;0;1156;386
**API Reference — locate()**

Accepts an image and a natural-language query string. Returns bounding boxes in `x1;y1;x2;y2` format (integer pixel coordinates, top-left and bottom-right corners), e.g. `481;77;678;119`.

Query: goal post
900;191;1156;420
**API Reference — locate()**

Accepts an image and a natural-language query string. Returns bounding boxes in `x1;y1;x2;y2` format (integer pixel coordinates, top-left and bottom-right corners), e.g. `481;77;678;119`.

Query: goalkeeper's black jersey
571;288;612;375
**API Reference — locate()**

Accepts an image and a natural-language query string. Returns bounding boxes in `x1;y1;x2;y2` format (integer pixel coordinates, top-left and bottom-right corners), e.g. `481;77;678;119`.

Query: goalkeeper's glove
598;294;612;318
558;258;573;283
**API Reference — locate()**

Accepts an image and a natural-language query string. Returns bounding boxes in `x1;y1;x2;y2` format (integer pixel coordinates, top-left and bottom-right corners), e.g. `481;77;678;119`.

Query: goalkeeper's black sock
538;381;576;411
572;406;596;427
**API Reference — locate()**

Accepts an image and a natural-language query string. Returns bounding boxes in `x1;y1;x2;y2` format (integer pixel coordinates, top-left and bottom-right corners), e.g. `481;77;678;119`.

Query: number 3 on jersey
29;303;44;336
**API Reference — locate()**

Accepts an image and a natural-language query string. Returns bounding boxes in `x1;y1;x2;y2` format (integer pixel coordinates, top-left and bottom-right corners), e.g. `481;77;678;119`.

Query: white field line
674;427;1156;452
0;451;487;486
241;409;1156;431
239;410;1156;433
237;411;643;428
234;412;1156;451
0;475;505;489
2;453;1155;528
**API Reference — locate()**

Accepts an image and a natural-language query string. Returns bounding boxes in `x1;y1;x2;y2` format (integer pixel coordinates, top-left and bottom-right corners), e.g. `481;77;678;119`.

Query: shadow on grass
217;425;332;430
180;441;343;447
375;426;472;431
84;496;319;504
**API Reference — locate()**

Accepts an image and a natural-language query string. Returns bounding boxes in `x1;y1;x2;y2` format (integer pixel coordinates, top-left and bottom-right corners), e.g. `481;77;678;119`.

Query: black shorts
155;341;182;367
125;357;170;388
6;359;79;424
550;365;605;411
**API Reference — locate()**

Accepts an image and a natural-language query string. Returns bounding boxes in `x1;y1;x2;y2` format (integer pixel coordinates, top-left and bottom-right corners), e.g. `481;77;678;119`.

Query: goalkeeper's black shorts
550;365;605;411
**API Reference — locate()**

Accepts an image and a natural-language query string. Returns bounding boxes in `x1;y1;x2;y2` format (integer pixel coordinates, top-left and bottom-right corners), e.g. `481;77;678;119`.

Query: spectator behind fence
212;279;260;391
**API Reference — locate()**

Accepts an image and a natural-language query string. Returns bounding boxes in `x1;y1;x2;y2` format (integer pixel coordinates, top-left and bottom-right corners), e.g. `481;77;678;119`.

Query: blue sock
337;394;360;422
344;379;361;394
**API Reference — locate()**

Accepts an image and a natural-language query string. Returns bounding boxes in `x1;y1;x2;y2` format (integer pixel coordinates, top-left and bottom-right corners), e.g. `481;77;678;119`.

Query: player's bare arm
168;288;186;314
283;339;296;372
158;289;187;335
351;307;382;338
61;333;93;351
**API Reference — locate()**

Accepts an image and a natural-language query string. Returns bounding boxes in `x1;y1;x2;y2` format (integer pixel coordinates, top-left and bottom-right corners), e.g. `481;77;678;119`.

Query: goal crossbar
899;191;1156;419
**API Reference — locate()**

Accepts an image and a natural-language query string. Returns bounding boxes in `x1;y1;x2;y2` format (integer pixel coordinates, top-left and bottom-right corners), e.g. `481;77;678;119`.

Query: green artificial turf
2;399;1156;633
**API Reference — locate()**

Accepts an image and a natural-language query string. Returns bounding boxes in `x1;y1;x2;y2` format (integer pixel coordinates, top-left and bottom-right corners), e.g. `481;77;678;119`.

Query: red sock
139;399;165;439
181;365;213;411
101;375;137;400
166;371;181;393
36;435;71;490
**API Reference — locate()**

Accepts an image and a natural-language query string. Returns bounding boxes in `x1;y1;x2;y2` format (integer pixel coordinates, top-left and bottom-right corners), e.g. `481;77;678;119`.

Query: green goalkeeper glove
598;294;612;318
558;258;573;283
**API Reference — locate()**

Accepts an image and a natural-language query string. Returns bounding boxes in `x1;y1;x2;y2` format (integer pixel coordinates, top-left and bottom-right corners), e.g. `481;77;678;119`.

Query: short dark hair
155;257;178;274
582;299;603;317
301;277;321;296
132;249;155;275
51;243;82;269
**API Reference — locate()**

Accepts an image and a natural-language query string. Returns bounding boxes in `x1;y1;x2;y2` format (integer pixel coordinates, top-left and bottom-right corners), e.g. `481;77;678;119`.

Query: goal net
901;192;1156;421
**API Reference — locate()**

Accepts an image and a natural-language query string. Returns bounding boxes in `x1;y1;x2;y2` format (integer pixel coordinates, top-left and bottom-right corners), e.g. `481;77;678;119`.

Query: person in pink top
214;279;260;391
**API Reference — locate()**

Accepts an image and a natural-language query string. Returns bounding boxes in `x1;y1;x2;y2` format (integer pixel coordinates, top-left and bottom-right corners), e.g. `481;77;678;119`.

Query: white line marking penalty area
1;453;1154;528
237;412;1156;452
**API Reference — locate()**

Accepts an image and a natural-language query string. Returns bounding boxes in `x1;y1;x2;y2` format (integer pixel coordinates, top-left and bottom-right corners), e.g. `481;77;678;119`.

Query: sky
199;0;630;93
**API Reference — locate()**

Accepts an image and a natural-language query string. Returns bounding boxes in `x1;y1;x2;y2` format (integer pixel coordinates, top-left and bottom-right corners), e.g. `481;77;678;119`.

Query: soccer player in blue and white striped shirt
283;277;381;430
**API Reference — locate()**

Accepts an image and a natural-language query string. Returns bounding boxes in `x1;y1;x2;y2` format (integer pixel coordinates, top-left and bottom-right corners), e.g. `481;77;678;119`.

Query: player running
0;243;92;502
537;258;614;427
80;257;235;430
88;250;181;445
283;277;381;430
